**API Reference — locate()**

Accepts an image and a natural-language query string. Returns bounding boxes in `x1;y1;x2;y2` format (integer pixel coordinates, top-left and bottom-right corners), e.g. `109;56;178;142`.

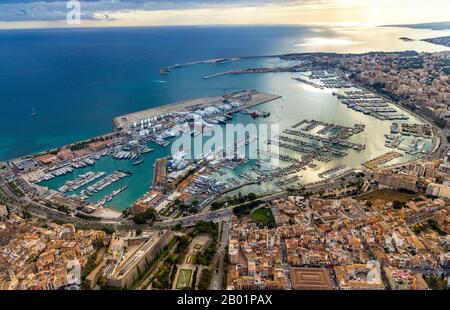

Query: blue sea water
1;25;449;160
0;26;314;160
0;25;448;210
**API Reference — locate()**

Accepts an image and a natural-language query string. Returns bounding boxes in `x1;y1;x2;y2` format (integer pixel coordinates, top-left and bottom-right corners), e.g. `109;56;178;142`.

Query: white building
426;183;450;199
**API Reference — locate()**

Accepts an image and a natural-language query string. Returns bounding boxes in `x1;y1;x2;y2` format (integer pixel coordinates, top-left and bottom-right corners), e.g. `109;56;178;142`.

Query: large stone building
374;171;418;192
105;230;173;288
289;267;334;290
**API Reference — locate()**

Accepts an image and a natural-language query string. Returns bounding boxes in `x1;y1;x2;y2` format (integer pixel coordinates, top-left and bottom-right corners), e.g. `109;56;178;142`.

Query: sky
0;0;449;29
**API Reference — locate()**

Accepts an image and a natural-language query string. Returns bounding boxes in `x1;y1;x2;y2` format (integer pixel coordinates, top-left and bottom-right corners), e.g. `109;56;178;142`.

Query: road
210;220;231;290
280;239;292;290
155;171;365;229
0;184;126;229
155;207;233;228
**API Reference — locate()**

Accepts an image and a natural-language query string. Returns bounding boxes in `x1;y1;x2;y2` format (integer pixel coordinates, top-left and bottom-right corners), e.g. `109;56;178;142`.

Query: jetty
362;151;403;170
113;90;281;129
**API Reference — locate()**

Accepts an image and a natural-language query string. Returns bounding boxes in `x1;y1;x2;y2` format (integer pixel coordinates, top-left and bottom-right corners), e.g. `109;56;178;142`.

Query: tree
237;192;246;204
192;267;198;289
198;269;213;290
132;208;156;224
211;202;222;210
176;236;191;253
247;193;257;201
192;198;200;207
57;205;69;213
392;200;406;210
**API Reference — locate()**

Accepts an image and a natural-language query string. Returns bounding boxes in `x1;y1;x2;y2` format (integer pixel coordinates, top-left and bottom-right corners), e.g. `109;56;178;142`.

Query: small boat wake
151;80;167;84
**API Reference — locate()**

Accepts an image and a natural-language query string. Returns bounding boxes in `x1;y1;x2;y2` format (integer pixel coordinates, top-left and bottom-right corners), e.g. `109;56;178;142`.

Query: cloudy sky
0;0;448;29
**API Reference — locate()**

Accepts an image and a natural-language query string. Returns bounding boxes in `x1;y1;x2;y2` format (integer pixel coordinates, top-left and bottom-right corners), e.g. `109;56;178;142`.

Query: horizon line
0;19;449;31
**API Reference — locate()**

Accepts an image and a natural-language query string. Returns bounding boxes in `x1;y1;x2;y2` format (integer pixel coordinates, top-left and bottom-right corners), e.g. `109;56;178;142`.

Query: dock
113;90;281;129
362;151;403;170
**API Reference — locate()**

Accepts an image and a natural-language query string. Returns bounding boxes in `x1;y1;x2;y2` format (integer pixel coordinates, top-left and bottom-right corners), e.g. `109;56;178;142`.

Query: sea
0;25;449;210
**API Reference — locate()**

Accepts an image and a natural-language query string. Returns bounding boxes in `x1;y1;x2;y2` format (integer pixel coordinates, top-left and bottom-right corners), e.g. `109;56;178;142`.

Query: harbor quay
0;77;443;227
113;90;281;129
1;45;450;293
0;90;284;222
0;52;447;230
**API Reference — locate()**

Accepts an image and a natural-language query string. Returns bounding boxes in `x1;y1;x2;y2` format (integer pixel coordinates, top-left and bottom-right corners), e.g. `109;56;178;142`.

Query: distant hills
383;21;450;30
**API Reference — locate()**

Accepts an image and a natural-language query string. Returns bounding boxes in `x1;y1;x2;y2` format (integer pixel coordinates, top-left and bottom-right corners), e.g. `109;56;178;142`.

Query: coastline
2;50;446;223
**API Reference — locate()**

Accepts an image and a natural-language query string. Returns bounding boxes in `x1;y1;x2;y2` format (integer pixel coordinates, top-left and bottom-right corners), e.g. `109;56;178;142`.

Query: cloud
0;0;307;22
0;1;394;23
0;1;448;27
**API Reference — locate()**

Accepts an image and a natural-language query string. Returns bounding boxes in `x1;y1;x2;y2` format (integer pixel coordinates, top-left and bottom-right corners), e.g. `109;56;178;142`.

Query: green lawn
359;188;420;203
424;275;448;290
194;243;202;250
176;269;193;289
251;207;276;228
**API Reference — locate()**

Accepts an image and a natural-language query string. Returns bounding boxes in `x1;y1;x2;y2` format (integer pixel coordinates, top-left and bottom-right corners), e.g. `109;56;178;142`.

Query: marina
84;170;131;195
95;185;128;207
335;90;409;121
58;171;106;193
10;52;436;211
293;70;410;121
1;20;449;293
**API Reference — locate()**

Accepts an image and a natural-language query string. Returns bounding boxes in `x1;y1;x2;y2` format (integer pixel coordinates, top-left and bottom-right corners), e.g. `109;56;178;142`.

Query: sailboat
31;107;37;117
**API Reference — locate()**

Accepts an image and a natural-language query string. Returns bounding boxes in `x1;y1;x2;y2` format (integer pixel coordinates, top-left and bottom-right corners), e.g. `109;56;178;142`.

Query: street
210;220;231;290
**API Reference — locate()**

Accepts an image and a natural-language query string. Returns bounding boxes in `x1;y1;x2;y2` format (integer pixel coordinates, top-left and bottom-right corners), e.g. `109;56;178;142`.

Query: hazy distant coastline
421;36;450;48
383;21;450;30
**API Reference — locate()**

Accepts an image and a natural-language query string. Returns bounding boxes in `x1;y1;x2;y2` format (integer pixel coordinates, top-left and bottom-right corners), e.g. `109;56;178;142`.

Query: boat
250;111;270;119
132;159;144;166
140;146;153;154
31;107;37;117
159;68;170;75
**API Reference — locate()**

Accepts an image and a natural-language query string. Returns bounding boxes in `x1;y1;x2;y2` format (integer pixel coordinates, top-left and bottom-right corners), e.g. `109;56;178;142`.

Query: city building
105;230;173;288
426;183;450;199
290;267;335;290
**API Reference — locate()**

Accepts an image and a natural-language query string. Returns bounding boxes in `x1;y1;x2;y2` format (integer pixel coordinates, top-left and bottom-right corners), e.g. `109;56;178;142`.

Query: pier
335;90;409;121
83;170;131;197
58;172;106;193
362;151;403;170
113;90;281;129
318;165;347;178
283;129;366;151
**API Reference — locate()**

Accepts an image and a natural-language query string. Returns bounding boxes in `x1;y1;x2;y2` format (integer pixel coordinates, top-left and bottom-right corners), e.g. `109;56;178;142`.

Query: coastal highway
155;170;365;228
154;208;233;228
0;183;127;229
1;167;364;231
